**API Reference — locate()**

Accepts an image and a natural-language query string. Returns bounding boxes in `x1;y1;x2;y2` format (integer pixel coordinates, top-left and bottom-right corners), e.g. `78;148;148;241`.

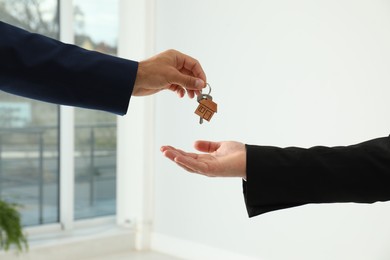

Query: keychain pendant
194;83;218;124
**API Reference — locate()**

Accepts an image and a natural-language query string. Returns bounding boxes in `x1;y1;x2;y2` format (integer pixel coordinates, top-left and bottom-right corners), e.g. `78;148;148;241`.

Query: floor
0;250;184;260
81;251;184;260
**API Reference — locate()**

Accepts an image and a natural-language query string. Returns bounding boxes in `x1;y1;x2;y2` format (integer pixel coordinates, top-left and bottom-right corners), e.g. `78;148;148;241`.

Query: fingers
171;73;205;91
168;85;196;99
169;50;206;91
184;59;206;82
161;149;177;162
173;50;207;82
177;87;185;98
161;150;195;173
186;90;196;99
160;146;210;174
161;143;216;174
194;140;221;153
177;68;203;98
160;146;198;159
174;154;209;174
160;145;173;153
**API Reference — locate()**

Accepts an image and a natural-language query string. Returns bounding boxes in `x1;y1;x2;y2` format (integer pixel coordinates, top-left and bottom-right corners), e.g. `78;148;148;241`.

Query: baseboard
151;232;262;260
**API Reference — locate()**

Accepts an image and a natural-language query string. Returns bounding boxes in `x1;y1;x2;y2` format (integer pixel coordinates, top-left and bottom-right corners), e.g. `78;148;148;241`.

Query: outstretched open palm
161;140;246;178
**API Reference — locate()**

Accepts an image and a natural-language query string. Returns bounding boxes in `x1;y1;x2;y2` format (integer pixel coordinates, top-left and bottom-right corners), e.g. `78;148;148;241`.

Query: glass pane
0;0;59;226
73;0;119;219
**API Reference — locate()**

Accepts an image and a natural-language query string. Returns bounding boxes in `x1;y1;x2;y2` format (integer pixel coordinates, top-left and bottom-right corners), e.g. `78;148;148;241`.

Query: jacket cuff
243;144;305;217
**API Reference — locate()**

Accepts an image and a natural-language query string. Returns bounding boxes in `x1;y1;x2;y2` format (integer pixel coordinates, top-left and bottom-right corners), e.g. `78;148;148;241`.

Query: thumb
194;140;221;153
171;72;205;90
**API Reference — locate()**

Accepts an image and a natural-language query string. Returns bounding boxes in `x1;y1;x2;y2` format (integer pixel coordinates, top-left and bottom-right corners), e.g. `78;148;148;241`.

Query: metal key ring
202;83;211;95
198;83;212;101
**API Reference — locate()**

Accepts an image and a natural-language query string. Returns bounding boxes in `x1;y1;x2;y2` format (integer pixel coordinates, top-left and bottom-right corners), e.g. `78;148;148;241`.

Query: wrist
132;61;146;96
238;150;247;179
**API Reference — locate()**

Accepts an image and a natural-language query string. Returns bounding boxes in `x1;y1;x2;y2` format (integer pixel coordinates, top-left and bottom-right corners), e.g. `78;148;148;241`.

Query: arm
0;22;206;115
244;136;390;217
161;136;390;217
0;21;136;115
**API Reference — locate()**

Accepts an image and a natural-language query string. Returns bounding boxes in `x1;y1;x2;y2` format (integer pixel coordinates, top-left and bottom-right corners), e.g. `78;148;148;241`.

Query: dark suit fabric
0;21;138;115
243;136;390;217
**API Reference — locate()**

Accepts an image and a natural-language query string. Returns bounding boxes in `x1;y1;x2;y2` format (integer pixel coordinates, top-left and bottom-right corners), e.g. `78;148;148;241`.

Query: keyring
201;83;212;95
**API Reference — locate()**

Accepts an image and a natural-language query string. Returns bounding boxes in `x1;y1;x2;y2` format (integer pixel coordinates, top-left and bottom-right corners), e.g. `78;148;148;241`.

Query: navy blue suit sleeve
0;21;138;115
243;136;390;217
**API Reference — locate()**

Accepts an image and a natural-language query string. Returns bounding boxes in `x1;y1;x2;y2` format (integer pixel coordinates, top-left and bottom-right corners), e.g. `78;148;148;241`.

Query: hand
161;140;247;178
132;49;207;98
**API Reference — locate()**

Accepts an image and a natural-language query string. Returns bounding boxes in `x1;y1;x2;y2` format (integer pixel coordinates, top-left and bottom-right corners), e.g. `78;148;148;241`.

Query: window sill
0;217;135;260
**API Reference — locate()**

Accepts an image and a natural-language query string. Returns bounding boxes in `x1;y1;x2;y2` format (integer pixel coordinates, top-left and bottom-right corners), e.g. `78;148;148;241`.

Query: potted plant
0;199;28;252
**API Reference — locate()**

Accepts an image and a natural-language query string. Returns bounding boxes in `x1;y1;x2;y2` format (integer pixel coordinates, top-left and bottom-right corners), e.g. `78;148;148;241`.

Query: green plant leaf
0;199;28;253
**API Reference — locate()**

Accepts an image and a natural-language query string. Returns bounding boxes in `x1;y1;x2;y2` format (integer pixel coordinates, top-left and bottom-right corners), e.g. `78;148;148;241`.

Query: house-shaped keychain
195;98;217;122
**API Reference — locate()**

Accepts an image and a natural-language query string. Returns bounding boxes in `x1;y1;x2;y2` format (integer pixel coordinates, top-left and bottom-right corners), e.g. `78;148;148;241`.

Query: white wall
152;1;390;259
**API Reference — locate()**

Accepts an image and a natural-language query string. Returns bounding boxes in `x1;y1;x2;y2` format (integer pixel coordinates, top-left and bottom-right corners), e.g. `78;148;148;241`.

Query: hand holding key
133;49;207;98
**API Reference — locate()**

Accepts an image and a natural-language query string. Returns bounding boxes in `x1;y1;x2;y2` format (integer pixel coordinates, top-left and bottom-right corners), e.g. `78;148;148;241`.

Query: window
0;0;60;226
73;0;119;219
0;0;121;226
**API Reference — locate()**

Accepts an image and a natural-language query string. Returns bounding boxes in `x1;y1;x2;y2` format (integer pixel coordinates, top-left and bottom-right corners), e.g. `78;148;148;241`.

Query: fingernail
195;79;205;89
177;90;184;98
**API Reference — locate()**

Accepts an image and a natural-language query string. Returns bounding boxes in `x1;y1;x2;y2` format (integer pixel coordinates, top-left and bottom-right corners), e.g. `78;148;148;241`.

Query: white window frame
59;0;75;231
116;0;155;249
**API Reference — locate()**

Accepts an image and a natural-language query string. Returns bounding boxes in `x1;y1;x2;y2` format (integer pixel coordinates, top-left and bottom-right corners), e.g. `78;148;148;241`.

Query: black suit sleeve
0;21;138;115
243;136;390;217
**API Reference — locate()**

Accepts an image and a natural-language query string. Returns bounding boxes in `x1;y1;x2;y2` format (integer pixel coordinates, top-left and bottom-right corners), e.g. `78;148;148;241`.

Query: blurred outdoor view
0;0;119;226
